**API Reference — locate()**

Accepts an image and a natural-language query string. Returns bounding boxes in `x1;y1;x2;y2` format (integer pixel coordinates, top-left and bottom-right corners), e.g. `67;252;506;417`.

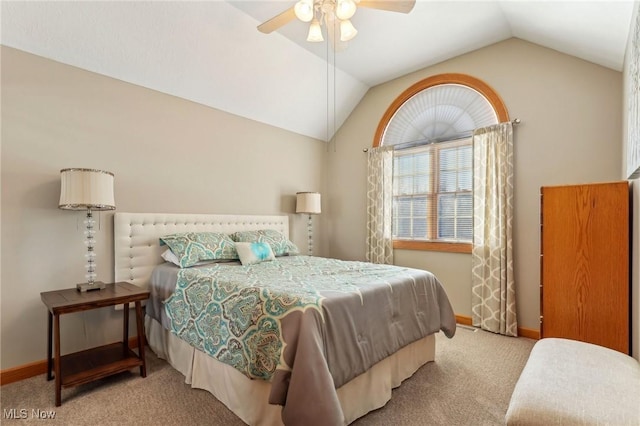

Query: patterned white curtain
471;122;517;336
366;145;394;264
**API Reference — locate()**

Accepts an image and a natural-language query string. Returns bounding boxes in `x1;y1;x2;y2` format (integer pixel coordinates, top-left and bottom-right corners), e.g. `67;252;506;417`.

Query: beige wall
326;38;624;334
0;46;327;369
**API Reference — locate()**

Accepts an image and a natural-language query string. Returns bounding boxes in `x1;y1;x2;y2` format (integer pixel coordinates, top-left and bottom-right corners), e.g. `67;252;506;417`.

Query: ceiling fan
257;0;416;45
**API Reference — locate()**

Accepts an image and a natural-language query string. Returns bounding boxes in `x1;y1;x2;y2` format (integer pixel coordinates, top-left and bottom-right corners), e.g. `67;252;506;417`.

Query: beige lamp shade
59;168;116;211
296;192;321;214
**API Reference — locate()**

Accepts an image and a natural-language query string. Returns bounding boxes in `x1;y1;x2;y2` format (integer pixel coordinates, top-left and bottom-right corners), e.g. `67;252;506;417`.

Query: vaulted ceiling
1;1;636;141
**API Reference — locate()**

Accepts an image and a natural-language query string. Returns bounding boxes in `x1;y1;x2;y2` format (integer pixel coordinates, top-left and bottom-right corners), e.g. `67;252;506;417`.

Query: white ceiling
1;1;636;142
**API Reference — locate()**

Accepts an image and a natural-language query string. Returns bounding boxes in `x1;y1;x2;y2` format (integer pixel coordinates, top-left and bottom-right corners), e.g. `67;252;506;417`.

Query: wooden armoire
540;181;629;354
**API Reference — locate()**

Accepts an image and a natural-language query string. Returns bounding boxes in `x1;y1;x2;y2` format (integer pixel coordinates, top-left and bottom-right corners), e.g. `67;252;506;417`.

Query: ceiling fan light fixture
294;0;314;22
307;18;324;42
335;0;357;20
340;19;357;41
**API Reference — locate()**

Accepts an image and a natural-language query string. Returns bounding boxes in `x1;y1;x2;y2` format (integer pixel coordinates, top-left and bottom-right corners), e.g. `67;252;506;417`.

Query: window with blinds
392;138;472;242
377;75;506;252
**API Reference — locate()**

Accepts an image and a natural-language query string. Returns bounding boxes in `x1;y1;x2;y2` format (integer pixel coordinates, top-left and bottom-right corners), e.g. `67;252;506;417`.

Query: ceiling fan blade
357;0;416;14
257;7;297;34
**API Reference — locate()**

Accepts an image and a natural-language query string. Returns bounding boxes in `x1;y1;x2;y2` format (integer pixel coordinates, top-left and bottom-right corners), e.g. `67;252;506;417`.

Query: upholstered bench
506;338;640;425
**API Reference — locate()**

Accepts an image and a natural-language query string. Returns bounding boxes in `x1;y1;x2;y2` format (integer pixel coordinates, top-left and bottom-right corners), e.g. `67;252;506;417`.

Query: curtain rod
363;118;521;153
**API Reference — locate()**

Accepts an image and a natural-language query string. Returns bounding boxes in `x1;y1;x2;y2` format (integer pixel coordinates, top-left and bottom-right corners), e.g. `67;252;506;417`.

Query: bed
114;212;456;425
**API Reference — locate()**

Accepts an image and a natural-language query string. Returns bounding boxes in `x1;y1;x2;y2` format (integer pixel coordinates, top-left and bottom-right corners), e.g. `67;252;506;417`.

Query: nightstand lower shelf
60;342;144;388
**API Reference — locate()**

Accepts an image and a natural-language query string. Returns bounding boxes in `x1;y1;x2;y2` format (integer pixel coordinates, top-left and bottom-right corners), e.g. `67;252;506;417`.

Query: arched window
373;73;509;253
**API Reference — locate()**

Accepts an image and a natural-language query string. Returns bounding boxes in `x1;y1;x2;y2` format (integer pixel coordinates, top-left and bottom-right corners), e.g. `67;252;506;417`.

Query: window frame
392;138;473;248
373;73;510;254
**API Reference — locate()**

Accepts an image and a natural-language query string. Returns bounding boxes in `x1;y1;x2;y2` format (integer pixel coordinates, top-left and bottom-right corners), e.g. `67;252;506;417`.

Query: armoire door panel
541;181;629;354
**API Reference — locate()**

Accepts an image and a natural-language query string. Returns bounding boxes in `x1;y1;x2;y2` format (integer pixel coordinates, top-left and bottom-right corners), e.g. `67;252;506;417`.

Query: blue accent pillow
235;242;276;266
231;229;299;257
159;232;238;268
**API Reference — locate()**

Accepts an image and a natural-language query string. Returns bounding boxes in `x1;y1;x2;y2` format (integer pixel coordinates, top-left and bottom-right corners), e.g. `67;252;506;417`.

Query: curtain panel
471;122;518;336
366;146;394;264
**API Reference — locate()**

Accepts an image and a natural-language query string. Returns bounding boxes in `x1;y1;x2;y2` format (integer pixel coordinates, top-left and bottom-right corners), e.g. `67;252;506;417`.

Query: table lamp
59;168;115;292
296;192;321;255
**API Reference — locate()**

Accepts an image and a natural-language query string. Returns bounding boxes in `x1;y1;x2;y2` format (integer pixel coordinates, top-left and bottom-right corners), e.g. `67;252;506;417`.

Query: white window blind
392;138;472;242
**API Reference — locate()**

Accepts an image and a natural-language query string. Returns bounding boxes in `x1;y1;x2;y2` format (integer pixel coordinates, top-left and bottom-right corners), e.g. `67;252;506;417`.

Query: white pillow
161;248;182;266
161;248;238;267
235;242;276;266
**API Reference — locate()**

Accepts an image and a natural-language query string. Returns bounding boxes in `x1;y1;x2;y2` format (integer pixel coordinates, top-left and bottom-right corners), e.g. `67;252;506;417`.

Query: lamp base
76;281;106;292
307;214;314;256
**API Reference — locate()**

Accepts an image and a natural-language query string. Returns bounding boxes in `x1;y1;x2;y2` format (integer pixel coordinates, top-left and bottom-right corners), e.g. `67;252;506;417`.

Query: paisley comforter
161;255;456;425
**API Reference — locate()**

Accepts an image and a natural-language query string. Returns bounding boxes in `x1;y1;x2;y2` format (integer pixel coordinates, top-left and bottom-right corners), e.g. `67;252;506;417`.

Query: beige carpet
0;327;534;425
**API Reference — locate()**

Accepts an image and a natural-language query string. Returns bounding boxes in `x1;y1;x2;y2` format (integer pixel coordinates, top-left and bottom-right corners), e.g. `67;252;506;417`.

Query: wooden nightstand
40;282;150;406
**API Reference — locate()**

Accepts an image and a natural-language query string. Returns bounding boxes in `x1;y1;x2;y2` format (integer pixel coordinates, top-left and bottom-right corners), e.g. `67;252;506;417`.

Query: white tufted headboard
114;212;289;289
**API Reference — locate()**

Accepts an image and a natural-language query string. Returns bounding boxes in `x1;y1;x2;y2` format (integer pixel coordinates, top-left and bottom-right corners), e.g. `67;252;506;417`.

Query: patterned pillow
159;232;238;268
231;229;299;257
235;242;276;266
